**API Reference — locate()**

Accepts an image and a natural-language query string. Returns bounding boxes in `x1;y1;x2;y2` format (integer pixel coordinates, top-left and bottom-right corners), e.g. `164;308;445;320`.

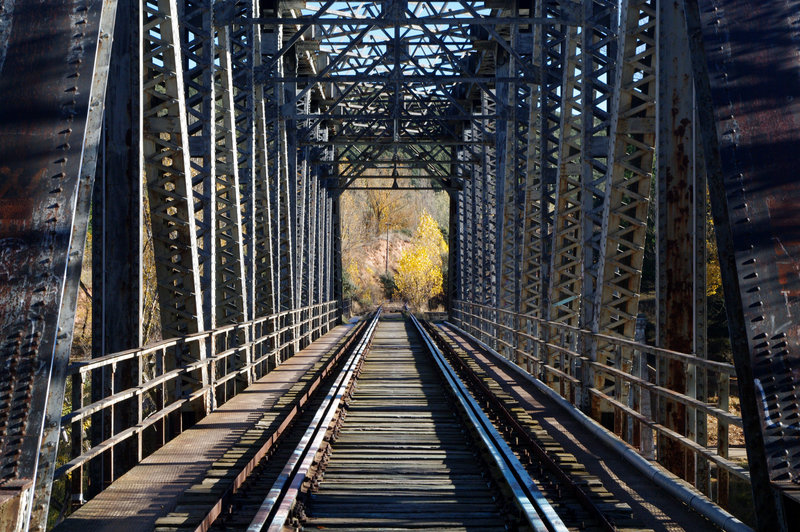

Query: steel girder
685;0;800;527
0;0;114;528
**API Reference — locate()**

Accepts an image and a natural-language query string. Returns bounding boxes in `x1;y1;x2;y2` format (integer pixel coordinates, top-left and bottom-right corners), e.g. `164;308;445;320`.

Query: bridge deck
55;323;354;532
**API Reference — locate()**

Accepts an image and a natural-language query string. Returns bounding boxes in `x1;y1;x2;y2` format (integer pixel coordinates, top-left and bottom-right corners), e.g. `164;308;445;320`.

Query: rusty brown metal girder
0;0;107;528
686;0;800;529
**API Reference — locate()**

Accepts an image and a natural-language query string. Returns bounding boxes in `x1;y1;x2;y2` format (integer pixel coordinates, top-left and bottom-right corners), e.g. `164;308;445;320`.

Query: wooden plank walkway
56;324;354;532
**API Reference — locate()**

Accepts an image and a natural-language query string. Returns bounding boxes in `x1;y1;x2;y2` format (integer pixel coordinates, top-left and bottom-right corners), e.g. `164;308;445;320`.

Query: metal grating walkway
56;324;354;532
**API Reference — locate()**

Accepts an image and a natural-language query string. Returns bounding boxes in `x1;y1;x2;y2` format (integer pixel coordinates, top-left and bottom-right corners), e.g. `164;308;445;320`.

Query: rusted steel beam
684;0;800;529
656;0;695;481
0;0;109;528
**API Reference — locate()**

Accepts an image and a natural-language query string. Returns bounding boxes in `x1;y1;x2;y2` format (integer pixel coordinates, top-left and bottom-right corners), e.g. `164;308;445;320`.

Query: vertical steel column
467;101;480;321
279;47;297;351
307;140;319;314
213;19;249;387
578;0;618;419
691;99;710;493
88;0;139;499
481;92;498;344
0;2;108;525
536;0;561;324
447;189;459;310
141;0;205;338
523;0;562;371
183;0;217;337
460;115;474;325
518;0;545;375
595;0;656;432
494;50;510;328
28;2;120;527
93;0;143;369
498;43;524;322
254;14;278;324
547;21;582;328
332;190;344;319
214;23;248;330
232;0;257;326
520;0;553;318
545;17;581;390
656;0;697;480
319;128;332;307
293;93;306;315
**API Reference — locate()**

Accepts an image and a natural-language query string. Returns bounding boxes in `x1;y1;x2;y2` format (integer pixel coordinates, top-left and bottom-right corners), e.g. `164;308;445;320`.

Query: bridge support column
332;192;344;321
447;191;458;313
88;0;142;500
683;1;796;529
656;0;698;482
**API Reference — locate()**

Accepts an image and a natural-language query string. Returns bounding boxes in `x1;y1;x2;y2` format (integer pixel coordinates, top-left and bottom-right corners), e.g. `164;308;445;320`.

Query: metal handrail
450;299;745;511
56;301;338;492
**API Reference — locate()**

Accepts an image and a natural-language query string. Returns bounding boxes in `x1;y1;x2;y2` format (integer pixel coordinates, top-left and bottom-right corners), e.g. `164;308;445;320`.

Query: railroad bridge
1;1;799;531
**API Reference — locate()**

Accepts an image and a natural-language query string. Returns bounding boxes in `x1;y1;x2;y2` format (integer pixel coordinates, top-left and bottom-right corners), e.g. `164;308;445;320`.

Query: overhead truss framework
1;1;800;531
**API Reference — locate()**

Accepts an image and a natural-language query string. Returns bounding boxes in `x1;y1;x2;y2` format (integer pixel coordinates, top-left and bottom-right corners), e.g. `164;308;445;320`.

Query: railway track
159;312;634;532
300;315;540;531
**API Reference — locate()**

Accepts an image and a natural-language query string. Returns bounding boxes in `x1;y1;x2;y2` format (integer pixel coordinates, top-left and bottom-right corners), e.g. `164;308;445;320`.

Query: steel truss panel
589;0;656;424
0;1;113;529
142;0;205;342
687;0;800;526
547;21;582;327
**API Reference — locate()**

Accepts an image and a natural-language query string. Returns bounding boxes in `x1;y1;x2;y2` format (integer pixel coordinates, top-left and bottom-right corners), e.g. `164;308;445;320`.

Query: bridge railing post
70;372;86;510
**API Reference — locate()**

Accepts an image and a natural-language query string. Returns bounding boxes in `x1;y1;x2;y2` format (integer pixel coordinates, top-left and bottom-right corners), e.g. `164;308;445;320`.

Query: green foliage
379;272;397;300
342;269;357;300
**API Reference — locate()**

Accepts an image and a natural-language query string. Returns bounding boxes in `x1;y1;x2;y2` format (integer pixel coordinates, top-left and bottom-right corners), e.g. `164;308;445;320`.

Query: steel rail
181;313;372;532
408;313;569;532
247;308;383;532
422;320;617;531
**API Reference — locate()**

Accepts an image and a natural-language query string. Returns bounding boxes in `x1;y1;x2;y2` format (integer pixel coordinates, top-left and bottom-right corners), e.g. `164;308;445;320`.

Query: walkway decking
56;324;354;532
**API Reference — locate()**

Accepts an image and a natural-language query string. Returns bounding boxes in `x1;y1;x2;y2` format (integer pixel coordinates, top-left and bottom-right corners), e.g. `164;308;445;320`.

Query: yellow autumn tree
414;210;448;266
345;259;372;305
706;191;723;296
394;211;447;309
394;246;443;309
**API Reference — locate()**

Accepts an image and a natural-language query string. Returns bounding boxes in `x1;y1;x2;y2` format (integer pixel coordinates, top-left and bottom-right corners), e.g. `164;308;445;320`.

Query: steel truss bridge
1;0;799;530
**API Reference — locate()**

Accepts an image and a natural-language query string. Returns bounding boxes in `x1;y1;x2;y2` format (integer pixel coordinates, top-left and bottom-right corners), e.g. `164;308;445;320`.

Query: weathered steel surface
688;0;800;528
657;0;695;479
4;1;800;529
0;0;105;527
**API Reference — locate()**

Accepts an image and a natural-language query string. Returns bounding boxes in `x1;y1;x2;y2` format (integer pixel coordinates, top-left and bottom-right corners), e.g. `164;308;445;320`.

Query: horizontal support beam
333;186;457;191
249;17;580;26
315;159;476;165
325;178;460;179
260;75;539;84
301;140;490;146
298;114;498;121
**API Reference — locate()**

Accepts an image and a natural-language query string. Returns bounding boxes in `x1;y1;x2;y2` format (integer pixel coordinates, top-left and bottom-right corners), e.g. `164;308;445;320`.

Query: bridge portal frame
1;1;800;531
